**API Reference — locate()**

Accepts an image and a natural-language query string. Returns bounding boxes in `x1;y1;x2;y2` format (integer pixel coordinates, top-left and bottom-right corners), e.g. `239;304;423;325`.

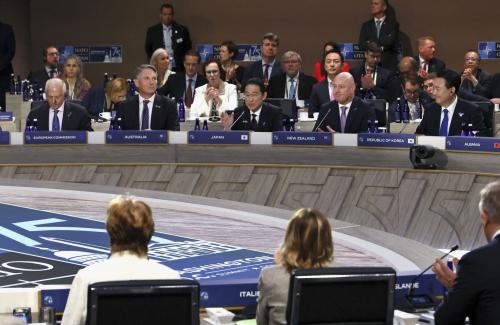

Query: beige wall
4;0;500;85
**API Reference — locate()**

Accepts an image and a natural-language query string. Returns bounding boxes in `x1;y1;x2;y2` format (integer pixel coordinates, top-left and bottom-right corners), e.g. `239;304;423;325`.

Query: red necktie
185;79;193;107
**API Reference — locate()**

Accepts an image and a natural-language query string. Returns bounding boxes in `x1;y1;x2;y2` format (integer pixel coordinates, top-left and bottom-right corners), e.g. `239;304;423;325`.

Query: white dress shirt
49;103;65;131
338;100;353;119
440;95;458;134
250;106;262;123
190;82;238;117
138;94;155;129
162;23;175;68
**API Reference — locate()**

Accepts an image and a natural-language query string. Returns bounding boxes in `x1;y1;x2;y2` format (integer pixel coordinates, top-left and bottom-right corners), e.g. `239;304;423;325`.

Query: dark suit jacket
26;101;92;131
491;73;500;98
435;235;500;325
82;86;107;117
415;98;487;136
309;79;331;113
266;72;317;100
313;96;372;133
28;69;51;89
231;103;282;132
388;92;433;122
359;16;399;71
157;72;207;103
350;64;398;102
0;21;15;81
144;21;192;71
242;60;282;86
416;56;446;74
460;68;492;98
115;94;179;131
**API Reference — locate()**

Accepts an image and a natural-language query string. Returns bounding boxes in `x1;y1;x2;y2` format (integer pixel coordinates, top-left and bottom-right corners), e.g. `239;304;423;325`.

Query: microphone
314;108;332;131
228;110;245;130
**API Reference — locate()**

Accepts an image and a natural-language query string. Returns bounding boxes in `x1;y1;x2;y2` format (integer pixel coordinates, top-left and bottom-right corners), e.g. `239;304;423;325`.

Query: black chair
471;101;495;136
286;267;396;325
86;279;200;325
265;98;295;119
364;98;389;132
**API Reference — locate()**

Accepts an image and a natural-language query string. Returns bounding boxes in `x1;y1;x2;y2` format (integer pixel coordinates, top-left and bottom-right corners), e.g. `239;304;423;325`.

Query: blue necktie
141;100;150;130
52;109;60;131
439;108;449;136
289;78;296;99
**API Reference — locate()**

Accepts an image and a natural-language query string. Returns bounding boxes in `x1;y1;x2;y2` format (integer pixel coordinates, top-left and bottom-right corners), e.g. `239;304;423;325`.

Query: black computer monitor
286;267;396;325
86;279;199;325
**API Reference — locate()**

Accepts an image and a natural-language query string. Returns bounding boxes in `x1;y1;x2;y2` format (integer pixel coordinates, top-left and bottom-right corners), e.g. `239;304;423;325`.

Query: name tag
358;133;416;148
188;131;250;145
24;131;87;145
446;136;500;153
105;130;168;144
272;131;332;146
176;37;183;43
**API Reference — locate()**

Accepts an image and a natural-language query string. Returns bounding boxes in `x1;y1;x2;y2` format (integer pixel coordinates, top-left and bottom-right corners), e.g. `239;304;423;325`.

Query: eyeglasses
244;93;262;98
47;52;59;56
205;70;219;75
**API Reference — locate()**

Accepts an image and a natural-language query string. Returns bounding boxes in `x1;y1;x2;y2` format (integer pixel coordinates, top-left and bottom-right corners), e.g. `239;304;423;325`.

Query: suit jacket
309;79;331;113
0;21;15;80
266;72;317;100
26;101;92;131
242;60;282;86
491;73;500;98
388;92;432;122
416;56;446;74
256;265;290;325
313;96;372;133
415;98;486;136
350;64;398;102
231;103;282;132
435;235;500;325
144;21;192;71
157;72;207;103
28;69;51;89
115;95;179;131
359;16;399;71
460;68;492;98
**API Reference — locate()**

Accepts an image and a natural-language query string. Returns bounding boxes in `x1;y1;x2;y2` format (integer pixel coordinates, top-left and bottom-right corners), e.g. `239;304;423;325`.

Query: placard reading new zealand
58;45;123;63
0;132;9;145
105;130;168;144
478;41;500;59
446;136;500;153
272;132;332;146
0;203;274;307
358;133;416;148
188;131;250;145
24;131;87;145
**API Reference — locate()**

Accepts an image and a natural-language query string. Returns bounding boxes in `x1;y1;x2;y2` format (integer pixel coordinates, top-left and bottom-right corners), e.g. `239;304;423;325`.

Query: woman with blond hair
256;208;335;325
150;48;176;88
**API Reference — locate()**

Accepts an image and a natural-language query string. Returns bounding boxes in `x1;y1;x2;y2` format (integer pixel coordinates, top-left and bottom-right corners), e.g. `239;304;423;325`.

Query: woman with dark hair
61;54;91;100
219;40;245;91
256;208;335;325
314;41;350;81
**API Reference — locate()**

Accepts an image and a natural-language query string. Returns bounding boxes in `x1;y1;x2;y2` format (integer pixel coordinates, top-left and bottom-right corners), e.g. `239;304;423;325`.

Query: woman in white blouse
190;59;238;118
149;48;175;88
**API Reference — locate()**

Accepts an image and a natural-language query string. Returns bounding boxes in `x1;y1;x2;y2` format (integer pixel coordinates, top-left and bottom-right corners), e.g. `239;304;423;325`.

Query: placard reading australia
105;130;168;144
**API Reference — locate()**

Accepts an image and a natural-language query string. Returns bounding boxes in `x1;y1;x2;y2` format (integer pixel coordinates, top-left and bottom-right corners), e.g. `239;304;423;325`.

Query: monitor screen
287;267;396;325
87;280;199;325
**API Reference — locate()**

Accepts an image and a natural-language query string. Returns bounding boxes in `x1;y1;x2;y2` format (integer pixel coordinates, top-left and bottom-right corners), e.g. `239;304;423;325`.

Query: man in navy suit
350;41;398;102
416;36;446;77
144;3;192;72
242;33;282;87
221;78;282;132
27;78;92;131
0;21;15;111
416;70;486;136
313;72;372;133
116;64;179;131
359;0;399;71
266;51;316;102
432;181;500;325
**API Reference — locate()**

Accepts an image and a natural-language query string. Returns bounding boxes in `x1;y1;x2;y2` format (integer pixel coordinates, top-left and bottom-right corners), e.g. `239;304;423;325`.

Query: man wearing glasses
459;50;492;99
389;75;433;122
28;46;61;88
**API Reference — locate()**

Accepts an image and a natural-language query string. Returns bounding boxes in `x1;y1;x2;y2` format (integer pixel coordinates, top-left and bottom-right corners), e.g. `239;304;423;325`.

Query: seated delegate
82;77;129;118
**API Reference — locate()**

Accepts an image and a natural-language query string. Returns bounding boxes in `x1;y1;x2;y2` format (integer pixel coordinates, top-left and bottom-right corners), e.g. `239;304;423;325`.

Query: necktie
439;108;449;136
289;78;296;99
376;20;382;38
251;113;258;131
263;64;270;84
141;100;150;130
52;109;60;131
422;62;428;73
340;106;347;133
50;69;56;78
330;82;335;101
185;79;193;107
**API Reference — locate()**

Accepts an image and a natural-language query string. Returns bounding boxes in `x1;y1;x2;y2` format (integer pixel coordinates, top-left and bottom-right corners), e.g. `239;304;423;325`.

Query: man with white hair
312;72;373;133
432;181;500;324
26;78;92;131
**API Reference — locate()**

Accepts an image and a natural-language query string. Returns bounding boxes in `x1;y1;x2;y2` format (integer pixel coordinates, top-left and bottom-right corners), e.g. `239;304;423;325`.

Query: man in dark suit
313;72;372;133
309;49;345;114
416;70;486;136
26;78;92;131
266;51;316;102
460;50;492;99
490;73;500;105
350;41;398;102
432;181;500;325
157;50;206;108
221;78;282;132
28;46;61;89
359;0;399;71
116;64;179;131
242;33;282;87
0;21;15;111
389;75;433;122
416;36;446;77
144;3;192;72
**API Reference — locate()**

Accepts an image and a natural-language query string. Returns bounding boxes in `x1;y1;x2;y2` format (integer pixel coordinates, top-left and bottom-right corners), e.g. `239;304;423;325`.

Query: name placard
0;131;10;145
358;133;416;148
24;131;87;145
0;112;14;122
272;131;332;146
105;130;168;144
446;136;500;153
188;131;250;145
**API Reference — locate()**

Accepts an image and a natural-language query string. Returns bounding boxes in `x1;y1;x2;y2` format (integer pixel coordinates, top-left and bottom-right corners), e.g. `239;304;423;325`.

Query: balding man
432;181;500;324
26;78;92;131
460;50;492;98
313;72;372;133
416;36;446;77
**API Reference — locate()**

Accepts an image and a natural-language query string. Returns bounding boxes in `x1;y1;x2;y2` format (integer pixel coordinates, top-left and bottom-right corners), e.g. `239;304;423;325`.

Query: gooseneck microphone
228;110;245;130
314;108;332;131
